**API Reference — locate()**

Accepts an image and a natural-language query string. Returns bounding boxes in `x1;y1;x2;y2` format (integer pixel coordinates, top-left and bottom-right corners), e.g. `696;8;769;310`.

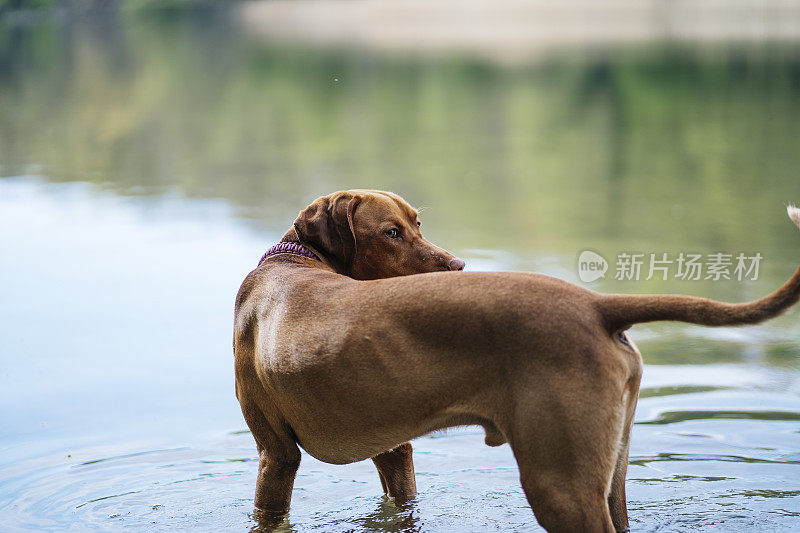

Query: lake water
1;6;800;532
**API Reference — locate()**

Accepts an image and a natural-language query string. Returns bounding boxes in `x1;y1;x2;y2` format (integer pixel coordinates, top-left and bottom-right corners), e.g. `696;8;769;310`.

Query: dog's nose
448;258;466;271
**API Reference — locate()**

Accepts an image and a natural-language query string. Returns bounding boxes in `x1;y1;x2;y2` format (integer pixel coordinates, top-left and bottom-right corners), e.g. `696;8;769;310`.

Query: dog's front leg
240;398;301;515
254;443;301;514
371;442;417;502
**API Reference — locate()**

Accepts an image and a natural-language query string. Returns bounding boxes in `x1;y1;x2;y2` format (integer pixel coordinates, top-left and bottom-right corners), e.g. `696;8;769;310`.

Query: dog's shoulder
233;264;277;350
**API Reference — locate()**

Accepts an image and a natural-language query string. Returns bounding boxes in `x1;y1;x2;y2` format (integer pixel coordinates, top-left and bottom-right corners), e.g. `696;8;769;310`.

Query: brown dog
234;190;800;532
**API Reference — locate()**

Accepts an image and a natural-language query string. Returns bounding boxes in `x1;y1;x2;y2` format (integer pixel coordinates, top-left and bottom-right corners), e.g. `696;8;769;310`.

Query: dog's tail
596;205;800;332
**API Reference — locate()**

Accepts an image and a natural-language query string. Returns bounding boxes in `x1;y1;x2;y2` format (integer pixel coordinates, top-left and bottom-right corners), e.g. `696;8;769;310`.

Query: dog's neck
260;242;319;264
280;227;301;244
257;227;321;267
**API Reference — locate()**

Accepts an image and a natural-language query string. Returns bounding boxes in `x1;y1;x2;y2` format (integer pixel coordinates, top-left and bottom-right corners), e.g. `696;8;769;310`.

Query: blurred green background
2;3;800;530
3;4;799;261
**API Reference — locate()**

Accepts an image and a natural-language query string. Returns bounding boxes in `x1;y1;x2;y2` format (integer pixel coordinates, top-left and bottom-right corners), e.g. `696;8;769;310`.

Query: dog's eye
386;228;399;239
416;221;421;227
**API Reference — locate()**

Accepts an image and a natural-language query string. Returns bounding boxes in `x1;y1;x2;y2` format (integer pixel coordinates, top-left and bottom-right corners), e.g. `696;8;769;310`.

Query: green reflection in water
635;333;800;366
629;453;800;467
638;410;800;425
764;343;800;367
639;385;728;399
636;337;751;365
727;489;800;499
630;474;736;485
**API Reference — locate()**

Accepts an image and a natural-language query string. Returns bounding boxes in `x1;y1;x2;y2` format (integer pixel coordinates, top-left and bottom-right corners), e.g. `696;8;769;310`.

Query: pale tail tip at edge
788;204;800;229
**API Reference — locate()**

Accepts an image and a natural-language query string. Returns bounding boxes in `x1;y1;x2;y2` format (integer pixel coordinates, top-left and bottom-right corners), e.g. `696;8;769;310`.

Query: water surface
1;7;800;532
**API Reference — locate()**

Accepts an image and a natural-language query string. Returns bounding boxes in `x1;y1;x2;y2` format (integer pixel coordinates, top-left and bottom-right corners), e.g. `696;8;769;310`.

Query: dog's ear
293;192;362;274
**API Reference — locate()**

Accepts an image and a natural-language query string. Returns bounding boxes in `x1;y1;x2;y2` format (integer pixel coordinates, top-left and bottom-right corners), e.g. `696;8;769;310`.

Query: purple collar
258;241;320;266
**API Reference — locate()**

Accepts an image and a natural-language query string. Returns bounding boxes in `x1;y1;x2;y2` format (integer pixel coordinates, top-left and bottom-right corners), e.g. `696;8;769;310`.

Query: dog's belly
291;427;414;464
275;391;445;463
268;368;505;464
292;418;506;464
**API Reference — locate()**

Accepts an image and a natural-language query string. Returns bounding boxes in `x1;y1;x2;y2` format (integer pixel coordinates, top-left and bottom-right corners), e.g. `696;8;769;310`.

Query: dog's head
293;190;465;280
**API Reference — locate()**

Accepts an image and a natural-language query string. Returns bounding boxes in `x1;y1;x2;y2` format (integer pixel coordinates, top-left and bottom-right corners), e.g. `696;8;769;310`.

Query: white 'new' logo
578;250;608;283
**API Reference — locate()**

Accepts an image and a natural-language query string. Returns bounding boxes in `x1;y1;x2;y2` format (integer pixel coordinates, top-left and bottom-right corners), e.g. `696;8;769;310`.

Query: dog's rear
596;205;800;332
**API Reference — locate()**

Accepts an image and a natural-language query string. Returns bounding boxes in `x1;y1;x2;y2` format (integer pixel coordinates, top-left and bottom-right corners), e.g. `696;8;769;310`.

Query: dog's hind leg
511;428;619;532
607;428;632;533
507;376;624;532
608;343;643;532
607;385;640;532
240;398;301;515
371;442;417;502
